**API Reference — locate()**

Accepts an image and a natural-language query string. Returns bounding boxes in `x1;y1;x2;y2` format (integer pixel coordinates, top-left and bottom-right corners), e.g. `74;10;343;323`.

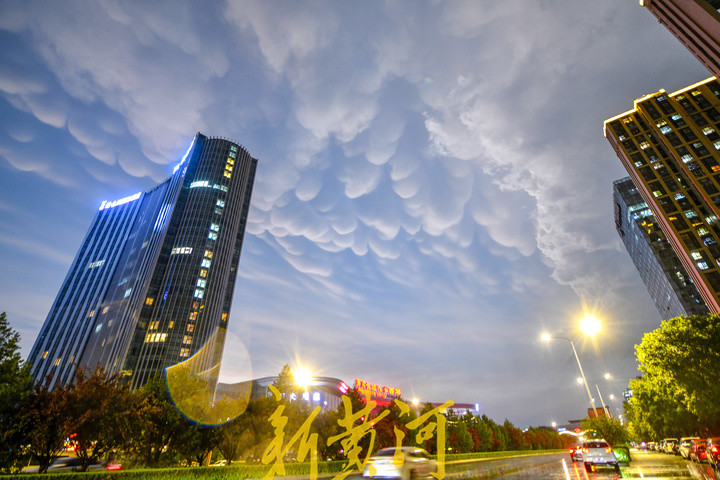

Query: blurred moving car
680;437;700;459
582;440;620;473
23;457;122;473
569;445;583;462
706;438;720;470
363;447;436;480
689;439;707;463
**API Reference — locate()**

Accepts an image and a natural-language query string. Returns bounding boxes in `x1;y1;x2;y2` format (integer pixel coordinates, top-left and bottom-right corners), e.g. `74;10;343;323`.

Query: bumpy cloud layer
0;0;709;425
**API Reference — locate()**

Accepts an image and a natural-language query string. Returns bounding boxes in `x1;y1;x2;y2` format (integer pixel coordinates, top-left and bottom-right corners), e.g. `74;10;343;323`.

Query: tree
15;384;70;473
0;312;33;473
629;314;720;438
65;367;132;470
581;416;629;447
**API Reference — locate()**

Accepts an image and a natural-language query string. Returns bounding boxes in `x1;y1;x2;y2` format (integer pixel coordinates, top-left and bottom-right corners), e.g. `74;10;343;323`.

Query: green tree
581;416;629;447
629;314;720;438
0;312;33;473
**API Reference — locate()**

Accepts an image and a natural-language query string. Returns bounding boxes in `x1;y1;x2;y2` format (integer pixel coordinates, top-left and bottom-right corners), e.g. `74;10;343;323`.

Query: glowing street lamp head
541;332;552;342
293;366;312;388
576;377;584;384
412;398;419;406
580;315;601;337
603;372;612;380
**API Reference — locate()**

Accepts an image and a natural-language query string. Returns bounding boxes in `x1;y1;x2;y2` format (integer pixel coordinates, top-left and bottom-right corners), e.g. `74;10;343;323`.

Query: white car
583;440;620;473
680;437;700;459
363;447;437;480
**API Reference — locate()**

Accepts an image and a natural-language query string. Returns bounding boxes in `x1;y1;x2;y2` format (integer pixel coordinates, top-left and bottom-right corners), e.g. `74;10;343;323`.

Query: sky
0;1;711;427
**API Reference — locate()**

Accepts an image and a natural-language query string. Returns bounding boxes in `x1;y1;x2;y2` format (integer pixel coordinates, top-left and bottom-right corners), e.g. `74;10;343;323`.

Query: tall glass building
605;78;720;313
29;133;257;389
614;177;708;318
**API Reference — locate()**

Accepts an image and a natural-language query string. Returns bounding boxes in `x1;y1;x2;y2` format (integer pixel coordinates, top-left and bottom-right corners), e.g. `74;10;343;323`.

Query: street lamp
593;373;612;418
541;315;602;417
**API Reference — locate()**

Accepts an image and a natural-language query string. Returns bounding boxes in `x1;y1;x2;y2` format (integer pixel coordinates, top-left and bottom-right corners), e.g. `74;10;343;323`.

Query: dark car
707;438;720;470
689;439;707;463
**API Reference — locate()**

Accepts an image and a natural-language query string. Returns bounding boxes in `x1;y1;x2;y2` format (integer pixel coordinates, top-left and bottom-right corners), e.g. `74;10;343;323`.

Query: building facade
614;177;708;317
29;133;257;389
605;78;720;313
641;0;720;78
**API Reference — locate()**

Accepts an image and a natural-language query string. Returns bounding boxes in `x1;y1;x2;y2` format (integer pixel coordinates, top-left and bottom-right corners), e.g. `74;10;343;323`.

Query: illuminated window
42;351;48;359
208;232;217;240
168;321;174;329
103;306;109;314
224;172;232;179
144;333;168;343
692;252;703;260
698;262;709;270
201;259;211;268
199;269;207;278
193;300;200;309
180;348;190;357
189;312;198;321
183;335;193;345
221;313;228;322
194;289;204;299
54;358;61;366
88;310;95;318
685;210;699;219
148;321;159;330
210;223;219;232
230;145;238;152
204;250;213;258
187;324;194;332
197;279;206;288
214;207;223;215
699;227;710;235
145;297;154;306
216;199;225;207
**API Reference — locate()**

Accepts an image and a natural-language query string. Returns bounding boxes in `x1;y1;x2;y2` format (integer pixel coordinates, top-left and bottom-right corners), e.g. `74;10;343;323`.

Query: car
689;439;707;463
569;445;583;462
706;437;720;470
582;440;620;473
662;438;679;454
679;437;700;459
363;447;436;480
23;457;122;473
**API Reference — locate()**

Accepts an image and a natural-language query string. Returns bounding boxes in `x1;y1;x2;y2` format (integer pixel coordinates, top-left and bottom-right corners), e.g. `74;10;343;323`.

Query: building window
42;351;48;359
189;312;198;321
194;289;204;299
145;297;154;306
168;321;174;329
144;333;167;343
208;232;217;240
216;199;225;207
197;279;206;288
148;321;159;330
88;310;95;318
204;250;213;258
221;312;228;322
187;324;194;332
210;223;220;232
201;259;211;268
199;269;208;278
183;335;193;345
180;348;190;357
54;358;62;366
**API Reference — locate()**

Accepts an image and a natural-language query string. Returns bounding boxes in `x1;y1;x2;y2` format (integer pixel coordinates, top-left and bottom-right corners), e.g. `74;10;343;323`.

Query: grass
1;450;565;480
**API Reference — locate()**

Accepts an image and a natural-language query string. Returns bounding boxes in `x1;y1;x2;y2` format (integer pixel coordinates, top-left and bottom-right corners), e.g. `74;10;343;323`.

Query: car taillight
605;447;612;453
106;464;122;471
583;448;588;453
569;449;574;453
713;446;719;453
366;459;375;464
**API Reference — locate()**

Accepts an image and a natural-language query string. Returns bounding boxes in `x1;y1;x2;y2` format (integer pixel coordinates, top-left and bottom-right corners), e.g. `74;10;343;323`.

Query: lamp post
542;315;602;418
594;373;612;418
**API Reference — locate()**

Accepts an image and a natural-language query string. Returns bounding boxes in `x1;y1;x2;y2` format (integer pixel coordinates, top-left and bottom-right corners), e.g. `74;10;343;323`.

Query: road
447;449;720;480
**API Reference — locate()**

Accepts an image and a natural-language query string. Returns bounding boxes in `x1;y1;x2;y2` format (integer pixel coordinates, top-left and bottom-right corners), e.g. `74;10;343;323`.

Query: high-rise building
640;0;720;78
605;77;720;313
613;176;708;317
29;133;257;389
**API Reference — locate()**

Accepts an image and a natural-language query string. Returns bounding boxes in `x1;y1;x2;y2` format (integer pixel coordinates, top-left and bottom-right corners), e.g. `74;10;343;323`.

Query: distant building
614;177;708;317
216;376;348;412
29;133;257;390
641;0;720;78
605;78;720;312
